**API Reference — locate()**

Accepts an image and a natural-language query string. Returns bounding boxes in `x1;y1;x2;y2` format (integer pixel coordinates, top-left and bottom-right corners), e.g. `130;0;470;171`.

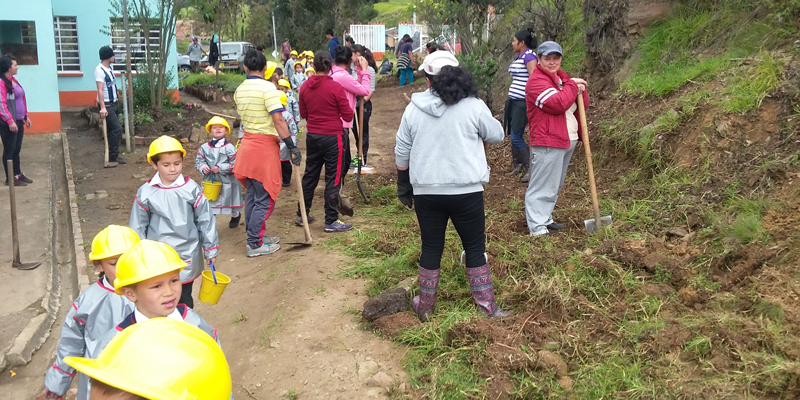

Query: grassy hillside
337;1;800;399
371;0;412;27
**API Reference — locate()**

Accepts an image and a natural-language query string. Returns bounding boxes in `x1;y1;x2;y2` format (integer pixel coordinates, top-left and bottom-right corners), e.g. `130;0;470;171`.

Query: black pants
281;160;292;185
180;281;194;309
103;102;123;161
0;119;24;180
299;133;343;224
414;192;487;270
351;99;372;165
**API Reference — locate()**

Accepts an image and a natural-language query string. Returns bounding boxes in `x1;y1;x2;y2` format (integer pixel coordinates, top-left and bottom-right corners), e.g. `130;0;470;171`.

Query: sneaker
115;157;126;165
6;177;26;186
262;235;280;245
17;173;32;183
282;181;290;187
246;243;280;257
105;161;119;168
324;220;353;232
295;214;316;226
229;215;240;228
546;222;565;231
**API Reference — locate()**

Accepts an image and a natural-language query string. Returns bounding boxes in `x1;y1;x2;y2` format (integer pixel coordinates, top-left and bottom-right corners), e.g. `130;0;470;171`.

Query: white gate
348;24;386;54
398;23;427;53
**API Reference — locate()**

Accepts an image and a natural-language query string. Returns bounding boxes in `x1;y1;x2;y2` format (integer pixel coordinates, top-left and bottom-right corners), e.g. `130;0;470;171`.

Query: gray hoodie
395;89;504;195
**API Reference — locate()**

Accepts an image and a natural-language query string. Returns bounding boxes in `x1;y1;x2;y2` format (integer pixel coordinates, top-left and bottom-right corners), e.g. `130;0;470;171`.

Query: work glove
283;137;302;166
396;168;413;209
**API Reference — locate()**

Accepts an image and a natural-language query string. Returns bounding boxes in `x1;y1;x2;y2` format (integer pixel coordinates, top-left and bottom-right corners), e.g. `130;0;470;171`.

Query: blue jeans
399;67;414;86
509;127;527;149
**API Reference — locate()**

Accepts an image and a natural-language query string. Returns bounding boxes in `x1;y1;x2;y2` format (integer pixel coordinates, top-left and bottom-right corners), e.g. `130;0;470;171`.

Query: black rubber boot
508;147;523;175
520;147;531;183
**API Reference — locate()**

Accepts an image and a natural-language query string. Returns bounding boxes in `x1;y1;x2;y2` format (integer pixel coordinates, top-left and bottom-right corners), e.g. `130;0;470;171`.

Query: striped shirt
507;49;537;100
234;77;285;136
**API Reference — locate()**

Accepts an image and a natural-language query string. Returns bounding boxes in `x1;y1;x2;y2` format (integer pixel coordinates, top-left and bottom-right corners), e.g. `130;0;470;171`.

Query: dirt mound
372;313;420;339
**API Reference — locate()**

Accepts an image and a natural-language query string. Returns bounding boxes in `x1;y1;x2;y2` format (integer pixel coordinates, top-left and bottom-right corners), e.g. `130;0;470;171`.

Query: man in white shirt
94;46;124;167
187;37;206;72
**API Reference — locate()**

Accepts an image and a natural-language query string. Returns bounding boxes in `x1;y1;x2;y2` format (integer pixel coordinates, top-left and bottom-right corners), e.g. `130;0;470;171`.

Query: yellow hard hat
299;51;307;58
114;240;186;295
278;92;288;106
305;68;315;75
278;79;291;90
205;116;231;136
307;51;314;58
265;61;277;80
64;318;232;400
290;50;298;56
147;136;186;164
89;225;141;261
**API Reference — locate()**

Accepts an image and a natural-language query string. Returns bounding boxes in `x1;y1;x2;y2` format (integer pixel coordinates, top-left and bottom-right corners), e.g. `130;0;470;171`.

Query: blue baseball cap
537;41;563;57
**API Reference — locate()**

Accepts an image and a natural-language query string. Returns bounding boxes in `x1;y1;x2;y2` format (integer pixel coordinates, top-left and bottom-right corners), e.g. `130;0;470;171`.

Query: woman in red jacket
297;52;354;232
524;41;589;237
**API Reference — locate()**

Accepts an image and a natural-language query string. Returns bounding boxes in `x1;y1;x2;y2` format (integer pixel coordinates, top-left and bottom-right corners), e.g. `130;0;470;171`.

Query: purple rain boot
466;264;512;318
411;266;440;322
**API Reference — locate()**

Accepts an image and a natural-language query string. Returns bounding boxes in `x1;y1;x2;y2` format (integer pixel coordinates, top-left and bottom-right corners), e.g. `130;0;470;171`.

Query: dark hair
0;56;16;92
90;378;148;400
256;45;265;52
313;52;334;73
333;45;351;66
514;28;537;50
426;66;478;106
406;37;414;43
325;28;334;36
352;45;378;71
294;62;304;72
345;36;355;46
275;68;283;77
426;42;438;53
243;49;266;72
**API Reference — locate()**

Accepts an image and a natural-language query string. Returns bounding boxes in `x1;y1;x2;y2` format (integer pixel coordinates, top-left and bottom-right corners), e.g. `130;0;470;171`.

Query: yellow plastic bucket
203;181;222;201
198;270;231;305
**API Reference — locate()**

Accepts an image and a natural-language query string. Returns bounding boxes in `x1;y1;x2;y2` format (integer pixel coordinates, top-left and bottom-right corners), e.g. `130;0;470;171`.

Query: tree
246;4;273;47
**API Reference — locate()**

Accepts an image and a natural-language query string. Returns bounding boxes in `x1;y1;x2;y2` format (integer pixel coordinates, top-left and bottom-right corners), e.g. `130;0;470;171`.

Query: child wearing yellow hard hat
68;318;232;400
277;78;300;125
42;225;140;400
94;241;223;354
197;116;244;229
129;136;220;308
291;62;307;94
278;92;300;188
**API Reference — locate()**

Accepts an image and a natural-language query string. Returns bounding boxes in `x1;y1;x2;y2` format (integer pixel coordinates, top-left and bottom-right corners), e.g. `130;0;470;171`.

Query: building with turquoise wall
0;0;178;133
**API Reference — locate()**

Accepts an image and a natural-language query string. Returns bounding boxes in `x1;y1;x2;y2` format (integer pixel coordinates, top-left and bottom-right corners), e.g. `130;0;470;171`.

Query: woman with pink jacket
329;45;370;182
0;56;32;187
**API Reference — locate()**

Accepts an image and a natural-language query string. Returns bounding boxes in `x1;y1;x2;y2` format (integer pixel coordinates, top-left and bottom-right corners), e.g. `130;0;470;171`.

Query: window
109;18;161;72
54;17;80;72
0;21;38;65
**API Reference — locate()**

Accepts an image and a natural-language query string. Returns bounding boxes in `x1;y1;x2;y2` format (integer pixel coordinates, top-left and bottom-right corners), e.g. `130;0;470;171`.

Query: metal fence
348;24;386;54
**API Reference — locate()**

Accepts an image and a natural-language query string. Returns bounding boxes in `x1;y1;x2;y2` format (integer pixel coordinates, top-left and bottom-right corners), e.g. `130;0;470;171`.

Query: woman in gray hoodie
395;51;510;322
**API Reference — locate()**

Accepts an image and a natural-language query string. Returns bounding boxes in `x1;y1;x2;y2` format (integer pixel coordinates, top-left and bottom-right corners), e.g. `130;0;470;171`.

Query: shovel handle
577;95;603;230
293;164;313;244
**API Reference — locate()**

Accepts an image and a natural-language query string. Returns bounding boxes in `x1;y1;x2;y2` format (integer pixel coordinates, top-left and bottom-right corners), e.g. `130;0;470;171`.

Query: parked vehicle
201;41;254;71
177;55;192;72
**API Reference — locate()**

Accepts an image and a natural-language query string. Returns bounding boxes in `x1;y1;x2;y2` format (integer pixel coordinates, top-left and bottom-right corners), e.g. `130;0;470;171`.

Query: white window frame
109;18;161;72
54;16;80;72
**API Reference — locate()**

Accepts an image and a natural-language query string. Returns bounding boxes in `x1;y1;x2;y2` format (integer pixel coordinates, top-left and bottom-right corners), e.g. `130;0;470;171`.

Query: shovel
102;119;110;168
353;98;369;203
7;160;41;270
288;164;312;246
576;95;612;234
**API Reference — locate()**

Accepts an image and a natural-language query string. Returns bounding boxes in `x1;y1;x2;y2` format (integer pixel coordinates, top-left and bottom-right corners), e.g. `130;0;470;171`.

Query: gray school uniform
279;110;299;161
195;139;244;215
43;278;134;400
129;176;219;284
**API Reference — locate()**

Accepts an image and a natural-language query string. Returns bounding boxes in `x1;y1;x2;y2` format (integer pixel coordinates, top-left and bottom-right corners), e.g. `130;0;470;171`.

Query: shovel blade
338;194;354;217
14;261;41;270
584;216;613;234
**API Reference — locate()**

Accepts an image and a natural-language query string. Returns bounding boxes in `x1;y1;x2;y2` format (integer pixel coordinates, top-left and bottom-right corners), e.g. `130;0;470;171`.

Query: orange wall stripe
25;112;62;134
60;91;98;107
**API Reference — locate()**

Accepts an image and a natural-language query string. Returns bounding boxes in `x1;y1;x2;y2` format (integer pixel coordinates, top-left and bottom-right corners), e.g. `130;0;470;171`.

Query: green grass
181;73;246;93
721;52;783;113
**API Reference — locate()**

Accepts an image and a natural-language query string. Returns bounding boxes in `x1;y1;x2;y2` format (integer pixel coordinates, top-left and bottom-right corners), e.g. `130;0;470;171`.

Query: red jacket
525;67;590;149
298;74;353;135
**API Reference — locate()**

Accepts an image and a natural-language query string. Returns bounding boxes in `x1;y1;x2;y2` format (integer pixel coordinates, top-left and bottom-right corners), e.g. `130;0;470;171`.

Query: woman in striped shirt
504;28;538;182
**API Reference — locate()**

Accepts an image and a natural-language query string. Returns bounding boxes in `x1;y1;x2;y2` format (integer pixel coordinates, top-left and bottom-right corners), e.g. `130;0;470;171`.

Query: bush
457;48;499;112
132;67;176;111
182;73;246;93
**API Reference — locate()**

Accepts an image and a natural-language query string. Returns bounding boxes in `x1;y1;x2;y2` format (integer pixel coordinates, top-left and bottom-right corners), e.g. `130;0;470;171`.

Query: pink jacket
0;77;26;125
329;65;370;129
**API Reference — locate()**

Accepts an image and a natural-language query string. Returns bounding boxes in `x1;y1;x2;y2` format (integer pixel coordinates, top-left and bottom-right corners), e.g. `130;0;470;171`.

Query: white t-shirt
566;102;579;141
94;64;117;103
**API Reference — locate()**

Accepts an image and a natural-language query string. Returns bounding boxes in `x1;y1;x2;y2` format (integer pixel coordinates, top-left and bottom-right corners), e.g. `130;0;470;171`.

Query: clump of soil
372;313;421;339
135;103;210;139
